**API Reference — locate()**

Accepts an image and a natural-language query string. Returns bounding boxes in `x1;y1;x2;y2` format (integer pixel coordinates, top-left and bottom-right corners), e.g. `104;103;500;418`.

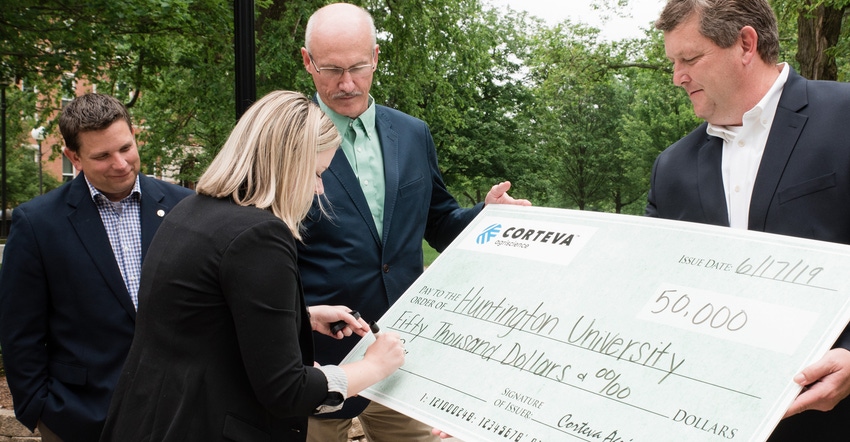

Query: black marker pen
329;310;360;335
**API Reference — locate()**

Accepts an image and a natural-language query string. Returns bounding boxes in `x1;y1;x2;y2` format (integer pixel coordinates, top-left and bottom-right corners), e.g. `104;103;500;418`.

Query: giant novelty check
341;205;850;442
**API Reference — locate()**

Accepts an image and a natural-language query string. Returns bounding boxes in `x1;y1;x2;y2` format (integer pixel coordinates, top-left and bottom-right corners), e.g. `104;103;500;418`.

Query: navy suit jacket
0;173;192;441
297;104;482;418
646;68;850;441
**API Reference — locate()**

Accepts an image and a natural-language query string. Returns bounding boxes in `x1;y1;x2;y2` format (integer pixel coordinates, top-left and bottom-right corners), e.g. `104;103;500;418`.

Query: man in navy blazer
648;1;850;440
0;93;192;441
297;4;530;441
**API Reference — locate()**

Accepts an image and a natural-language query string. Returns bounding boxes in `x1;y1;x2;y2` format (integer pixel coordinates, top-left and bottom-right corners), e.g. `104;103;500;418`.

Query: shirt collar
85;174;142;203
706;63;789;142
317;94;377;137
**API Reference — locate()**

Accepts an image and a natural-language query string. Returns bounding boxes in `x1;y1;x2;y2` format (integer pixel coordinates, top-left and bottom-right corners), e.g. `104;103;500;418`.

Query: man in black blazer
647;1;850;440
0;93;192;441
298;3;531;441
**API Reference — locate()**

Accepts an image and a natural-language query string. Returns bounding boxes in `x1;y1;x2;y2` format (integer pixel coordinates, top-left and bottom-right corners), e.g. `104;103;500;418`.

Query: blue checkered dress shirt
86;176;143;309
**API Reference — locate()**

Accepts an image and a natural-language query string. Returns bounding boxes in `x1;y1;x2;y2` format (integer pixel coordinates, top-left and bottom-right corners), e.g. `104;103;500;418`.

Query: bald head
305;3;377;53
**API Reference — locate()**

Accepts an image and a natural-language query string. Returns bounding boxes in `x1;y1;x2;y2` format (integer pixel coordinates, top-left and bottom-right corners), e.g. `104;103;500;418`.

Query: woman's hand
431;428;453;439
340;331;405;397
308;305;369;339
363;332;406;378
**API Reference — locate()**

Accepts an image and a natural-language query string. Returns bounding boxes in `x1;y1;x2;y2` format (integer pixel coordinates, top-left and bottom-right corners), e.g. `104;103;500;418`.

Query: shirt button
738;140;745;147
734;185;741;192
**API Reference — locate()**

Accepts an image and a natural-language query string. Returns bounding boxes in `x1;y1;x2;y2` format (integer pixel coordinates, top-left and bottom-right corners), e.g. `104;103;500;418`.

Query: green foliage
422;240;439;268
429;7;542;206
770;0;849;80
113;0;238;183
525;23;617;209
1;87;63;209
515;20;696;213
1;0;240;185
614;31;701;214
3;0;845;217
4;144;63;206
255;0;323;97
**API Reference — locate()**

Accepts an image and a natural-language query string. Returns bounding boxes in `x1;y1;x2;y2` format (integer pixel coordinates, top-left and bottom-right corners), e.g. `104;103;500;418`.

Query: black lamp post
0;76;8;238
234;0;256;120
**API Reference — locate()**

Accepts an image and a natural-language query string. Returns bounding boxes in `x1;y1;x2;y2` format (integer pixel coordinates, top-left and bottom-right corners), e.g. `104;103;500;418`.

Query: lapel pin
157;209;165;217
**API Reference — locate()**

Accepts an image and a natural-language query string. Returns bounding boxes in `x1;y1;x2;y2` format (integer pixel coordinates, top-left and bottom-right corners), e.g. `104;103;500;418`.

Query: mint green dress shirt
318;96;386;238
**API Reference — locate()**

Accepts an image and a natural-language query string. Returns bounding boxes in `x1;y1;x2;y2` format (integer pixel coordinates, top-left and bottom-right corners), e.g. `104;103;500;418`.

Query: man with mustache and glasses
297;3;531;442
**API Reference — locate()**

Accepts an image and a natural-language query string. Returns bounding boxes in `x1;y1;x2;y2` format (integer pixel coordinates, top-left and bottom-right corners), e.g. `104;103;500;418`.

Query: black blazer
101;195;329;442
298;105;482;418
0;173;192;441
646;68;850;441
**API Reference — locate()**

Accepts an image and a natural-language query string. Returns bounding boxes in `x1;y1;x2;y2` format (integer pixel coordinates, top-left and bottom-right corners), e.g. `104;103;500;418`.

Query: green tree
1;0;238;186
367;0;537;205
2;0;230;104
772;0;850;80
4;143;63;206
4;0;844;218
114;0;243;183
255;0;323;97
613;32;702;214
0;86;63;210
431;8;541;206
523;23;625;210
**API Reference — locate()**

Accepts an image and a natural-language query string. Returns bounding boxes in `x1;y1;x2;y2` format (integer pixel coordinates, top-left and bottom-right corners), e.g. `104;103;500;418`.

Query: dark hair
655;0;779;64
59;93;134;152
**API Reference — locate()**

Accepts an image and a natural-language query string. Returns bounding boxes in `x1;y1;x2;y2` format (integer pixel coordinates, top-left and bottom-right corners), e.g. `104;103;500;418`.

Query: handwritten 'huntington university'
450;287;560;338
567;316;686;383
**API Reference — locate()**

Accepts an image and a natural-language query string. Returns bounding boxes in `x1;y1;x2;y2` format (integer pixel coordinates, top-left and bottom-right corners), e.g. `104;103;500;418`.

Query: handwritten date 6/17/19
735;256;824;286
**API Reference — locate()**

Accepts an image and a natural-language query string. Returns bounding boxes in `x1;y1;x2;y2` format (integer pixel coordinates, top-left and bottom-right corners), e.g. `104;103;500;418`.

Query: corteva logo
476;223;502;244
500;226;575;245
475;223;575;247
459;216;597;265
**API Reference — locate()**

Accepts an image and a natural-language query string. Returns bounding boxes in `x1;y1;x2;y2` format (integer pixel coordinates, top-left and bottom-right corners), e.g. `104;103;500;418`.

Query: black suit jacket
646;68;850;441
101;195;328;442
298;104;482;418
0;173;192;441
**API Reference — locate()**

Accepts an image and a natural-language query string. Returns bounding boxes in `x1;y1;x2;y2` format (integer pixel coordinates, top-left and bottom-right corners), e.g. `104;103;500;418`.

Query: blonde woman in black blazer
100;91;405;442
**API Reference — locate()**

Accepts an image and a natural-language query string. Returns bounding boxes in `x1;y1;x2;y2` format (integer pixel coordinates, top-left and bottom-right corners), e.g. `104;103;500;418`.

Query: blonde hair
197;90;340;240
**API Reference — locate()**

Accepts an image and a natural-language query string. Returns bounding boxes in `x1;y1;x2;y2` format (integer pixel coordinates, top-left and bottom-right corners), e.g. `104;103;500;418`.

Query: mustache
331;91;363;99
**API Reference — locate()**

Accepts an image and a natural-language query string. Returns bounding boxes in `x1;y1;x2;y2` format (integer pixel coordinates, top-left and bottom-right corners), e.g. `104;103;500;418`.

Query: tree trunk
796;2;846;80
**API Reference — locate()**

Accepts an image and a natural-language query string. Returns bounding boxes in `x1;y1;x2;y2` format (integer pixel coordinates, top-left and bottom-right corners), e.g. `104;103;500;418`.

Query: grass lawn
423;240;439;267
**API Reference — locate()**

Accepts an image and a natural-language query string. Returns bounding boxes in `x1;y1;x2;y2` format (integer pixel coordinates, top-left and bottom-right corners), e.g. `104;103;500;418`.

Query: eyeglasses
308;53;375;79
